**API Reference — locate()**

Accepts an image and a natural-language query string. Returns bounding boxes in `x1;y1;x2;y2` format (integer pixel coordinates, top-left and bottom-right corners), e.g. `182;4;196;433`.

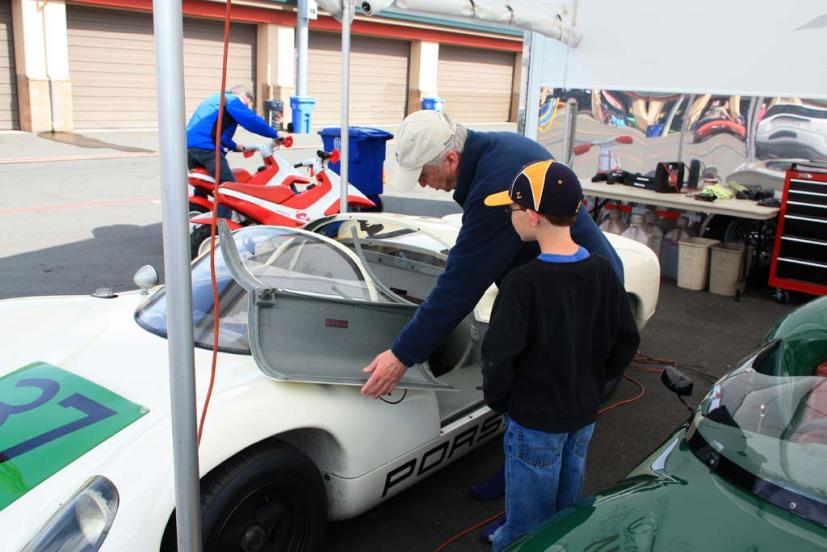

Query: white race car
0;213;659;551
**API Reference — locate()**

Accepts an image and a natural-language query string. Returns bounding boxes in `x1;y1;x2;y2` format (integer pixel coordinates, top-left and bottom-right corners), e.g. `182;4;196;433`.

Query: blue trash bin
318;127;394;208
290;96;316;134
421;96;445;112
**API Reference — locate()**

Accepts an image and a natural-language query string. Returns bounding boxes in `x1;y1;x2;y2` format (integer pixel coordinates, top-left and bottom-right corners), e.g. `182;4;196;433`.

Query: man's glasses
504;206;527;215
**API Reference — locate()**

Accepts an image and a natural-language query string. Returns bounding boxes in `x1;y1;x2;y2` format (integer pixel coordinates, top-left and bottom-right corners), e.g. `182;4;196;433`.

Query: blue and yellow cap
484;160;583;217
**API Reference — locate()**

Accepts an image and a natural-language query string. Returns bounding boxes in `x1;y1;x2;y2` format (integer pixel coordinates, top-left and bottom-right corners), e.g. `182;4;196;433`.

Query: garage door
0;0;18;130
308;31;408;126
437;45;514;123
67;6;255;129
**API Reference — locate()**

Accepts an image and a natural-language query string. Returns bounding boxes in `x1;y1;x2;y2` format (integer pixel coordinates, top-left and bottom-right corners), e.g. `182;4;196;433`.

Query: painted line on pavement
0;195;160;215
0;151;159;164
0;144;327;165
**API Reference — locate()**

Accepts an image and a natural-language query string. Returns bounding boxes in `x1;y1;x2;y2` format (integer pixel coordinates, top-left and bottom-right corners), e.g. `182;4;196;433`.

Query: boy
481;160;640;550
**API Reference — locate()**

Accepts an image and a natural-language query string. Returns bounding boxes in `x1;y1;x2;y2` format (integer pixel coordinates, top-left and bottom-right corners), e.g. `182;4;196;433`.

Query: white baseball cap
391;110;455;192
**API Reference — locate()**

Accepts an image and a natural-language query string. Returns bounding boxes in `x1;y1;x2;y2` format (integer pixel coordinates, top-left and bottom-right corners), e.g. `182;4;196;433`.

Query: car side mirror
133;265;159;294
661;365;694;397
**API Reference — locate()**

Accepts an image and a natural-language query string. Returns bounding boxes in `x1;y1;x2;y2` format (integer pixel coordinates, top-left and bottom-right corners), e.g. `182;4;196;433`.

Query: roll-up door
67;6;254;129
437;45;514;123
0;0;18;130
309;31;408;126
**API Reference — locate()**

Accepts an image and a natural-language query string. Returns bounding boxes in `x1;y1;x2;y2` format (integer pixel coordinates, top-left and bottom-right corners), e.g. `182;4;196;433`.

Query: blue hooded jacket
391;130;625;367
186;92;278;151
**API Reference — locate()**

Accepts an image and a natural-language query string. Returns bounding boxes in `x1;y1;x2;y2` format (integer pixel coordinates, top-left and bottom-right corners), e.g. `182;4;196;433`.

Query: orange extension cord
197;0;233;447
433;352;673;552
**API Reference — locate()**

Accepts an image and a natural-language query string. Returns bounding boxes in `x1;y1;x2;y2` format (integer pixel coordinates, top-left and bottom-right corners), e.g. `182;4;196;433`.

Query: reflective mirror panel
536;88;827;191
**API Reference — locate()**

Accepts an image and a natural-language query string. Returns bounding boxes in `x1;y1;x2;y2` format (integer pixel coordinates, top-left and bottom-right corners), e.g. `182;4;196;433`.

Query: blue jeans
492;417;595;551
187;147;233;218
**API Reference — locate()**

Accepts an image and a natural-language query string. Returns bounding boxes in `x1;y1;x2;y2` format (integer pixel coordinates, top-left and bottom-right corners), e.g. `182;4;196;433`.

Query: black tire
190;225;212;260
189;201;210;219
162;441;327;552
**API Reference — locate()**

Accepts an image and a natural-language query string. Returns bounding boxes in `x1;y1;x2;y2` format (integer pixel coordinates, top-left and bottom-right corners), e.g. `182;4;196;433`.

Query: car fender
605;233;660;328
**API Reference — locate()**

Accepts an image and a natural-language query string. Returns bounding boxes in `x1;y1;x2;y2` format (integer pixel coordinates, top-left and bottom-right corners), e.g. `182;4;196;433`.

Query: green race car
506;296;827;551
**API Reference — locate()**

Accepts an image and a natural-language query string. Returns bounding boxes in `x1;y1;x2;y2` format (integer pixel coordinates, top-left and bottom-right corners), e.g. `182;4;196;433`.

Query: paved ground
0;126;810;550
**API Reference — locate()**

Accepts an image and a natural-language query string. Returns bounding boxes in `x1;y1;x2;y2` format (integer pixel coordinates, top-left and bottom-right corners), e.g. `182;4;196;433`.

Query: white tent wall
525;0;827;139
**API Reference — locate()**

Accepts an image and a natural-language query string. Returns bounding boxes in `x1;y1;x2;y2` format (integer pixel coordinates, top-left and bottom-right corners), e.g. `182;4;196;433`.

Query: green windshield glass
696;365;827;512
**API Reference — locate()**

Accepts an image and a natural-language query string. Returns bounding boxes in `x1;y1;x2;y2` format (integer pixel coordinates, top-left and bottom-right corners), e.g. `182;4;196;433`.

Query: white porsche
0;213;659;551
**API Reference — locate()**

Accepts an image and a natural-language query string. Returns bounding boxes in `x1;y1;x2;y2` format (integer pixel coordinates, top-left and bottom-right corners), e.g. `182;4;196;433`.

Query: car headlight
22;476;119;552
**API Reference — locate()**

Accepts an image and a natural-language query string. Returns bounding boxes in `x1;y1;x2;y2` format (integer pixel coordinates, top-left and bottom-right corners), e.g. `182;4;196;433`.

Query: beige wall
256;23;294;124
406;40;439;115
8;2;519;133
12;0;73;132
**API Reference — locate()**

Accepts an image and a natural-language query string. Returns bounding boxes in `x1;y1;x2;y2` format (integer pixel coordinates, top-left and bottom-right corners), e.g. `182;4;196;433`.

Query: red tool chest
769;162;827;300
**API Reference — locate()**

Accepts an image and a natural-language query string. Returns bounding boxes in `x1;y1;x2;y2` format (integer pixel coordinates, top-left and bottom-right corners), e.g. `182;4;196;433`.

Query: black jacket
482;254;640;433
390;131;625;366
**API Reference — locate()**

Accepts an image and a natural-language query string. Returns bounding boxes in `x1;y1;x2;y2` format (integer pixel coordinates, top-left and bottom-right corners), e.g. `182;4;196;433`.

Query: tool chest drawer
770;163;827;297
777;236;827;264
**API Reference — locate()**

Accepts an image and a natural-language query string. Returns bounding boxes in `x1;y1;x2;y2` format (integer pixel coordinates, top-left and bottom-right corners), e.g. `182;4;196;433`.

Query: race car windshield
135;226;371;354
688;341;827;527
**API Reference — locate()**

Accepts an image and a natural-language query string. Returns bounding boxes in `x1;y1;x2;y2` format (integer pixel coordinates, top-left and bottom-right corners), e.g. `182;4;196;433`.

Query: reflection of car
505;296;827;551
692;117;746;143
0;214;659;551
756;103;827;162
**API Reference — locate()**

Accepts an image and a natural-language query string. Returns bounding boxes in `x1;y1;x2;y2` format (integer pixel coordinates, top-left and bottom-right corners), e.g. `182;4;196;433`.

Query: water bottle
621;214;654;252
599;209;627;235
643;211;664;259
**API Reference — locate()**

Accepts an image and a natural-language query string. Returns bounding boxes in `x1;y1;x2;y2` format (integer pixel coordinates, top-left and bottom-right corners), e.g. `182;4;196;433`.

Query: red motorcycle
189;148;375;258
187;135;305;217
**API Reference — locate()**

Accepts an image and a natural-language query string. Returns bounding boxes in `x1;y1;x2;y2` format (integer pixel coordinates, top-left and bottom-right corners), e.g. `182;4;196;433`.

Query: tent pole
152;1;202;549
339;0;352;214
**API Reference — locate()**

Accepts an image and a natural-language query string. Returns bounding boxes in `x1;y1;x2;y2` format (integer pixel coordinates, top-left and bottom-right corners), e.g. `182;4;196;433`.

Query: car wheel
162;441;327;552
190;225;212;260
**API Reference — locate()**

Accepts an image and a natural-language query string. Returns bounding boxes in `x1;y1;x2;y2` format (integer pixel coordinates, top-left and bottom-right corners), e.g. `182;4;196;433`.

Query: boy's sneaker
469;466;505;500
480;515;506;543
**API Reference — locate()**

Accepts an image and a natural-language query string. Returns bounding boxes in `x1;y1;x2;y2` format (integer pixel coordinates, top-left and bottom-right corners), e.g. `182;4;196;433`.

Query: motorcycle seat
222;182;295;203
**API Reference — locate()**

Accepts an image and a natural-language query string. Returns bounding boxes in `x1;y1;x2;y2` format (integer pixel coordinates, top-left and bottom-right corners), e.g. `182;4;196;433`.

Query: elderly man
361;110;624;395
186;85;281;215
359;110;626;537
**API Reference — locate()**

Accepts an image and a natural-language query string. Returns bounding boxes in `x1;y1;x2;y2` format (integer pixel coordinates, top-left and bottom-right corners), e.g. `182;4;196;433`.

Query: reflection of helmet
337;220;368;240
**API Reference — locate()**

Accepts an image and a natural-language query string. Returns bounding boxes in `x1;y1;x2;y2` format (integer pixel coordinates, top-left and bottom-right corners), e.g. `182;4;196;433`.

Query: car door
218;222;455;390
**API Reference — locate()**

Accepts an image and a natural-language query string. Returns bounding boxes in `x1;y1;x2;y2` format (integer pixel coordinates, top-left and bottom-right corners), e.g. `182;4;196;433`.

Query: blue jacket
391;130;625;366
186;92;278;151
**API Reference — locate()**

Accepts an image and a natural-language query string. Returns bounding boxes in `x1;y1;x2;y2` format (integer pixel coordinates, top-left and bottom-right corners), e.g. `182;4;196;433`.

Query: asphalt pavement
0;126;809;551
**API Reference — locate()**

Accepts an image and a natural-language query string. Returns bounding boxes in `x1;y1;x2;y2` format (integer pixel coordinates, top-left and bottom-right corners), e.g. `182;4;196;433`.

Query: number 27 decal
0;378;116;464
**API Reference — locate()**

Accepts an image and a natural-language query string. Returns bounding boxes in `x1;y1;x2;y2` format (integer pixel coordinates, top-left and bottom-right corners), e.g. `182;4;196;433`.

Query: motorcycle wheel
190;225;212;260
189;202;210;219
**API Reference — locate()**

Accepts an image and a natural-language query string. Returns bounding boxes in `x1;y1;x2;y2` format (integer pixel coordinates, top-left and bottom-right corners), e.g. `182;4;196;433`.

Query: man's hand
361;349;407;398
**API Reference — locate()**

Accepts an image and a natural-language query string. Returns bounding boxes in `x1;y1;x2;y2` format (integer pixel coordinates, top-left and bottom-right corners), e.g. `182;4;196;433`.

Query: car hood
0;292;196;408
0;291;257;546
506;429;827;551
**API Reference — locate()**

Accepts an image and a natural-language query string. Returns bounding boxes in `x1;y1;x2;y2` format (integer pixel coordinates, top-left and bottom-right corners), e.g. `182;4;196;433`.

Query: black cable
380;389;407;405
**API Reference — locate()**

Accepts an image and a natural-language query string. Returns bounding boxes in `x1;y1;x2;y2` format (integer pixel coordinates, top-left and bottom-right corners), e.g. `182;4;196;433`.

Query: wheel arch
160;426;342;549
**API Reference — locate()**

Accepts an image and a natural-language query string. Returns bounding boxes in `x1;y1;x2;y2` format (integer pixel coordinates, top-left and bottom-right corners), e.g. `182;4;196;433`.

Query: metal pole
151;1;202;550
561;98;577;165
296;0;309;96
677;94;696;164
339;0;352;214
